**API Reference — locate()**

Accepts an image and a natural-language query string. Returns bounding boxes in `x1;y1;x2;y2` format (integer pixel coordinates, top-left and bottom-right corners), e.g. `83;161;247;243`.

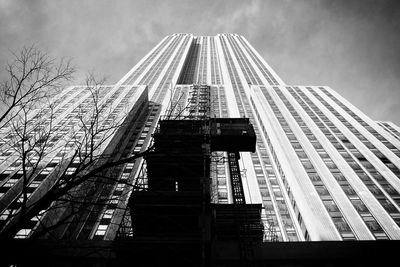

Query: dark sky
1;0;399;125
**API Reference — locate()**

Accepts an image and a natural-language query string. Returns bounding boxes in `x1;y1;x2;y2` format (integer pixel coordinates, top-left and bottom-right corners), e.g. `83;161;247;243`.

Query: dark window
350;199;369;213
332;217;352;232
333;173;346;181
315;185;330;196
323;200;339;212
342;185;356;196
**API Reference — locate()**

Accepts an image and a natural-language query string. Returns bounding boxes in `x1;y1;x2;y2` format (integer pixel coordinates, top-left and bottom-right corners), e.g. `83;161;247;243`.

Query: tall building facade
1;33;400;243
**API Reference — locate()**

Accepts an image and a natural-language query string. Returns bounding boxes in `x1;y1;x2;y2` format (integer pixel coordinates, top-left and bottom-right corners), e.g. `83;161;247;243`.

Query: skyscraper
1;33;400;248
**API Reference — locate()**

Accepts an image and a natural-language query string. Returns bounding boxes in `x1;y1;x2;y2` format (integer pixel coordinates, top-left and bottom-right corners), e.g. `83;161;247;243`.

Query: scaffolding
118;85;262;265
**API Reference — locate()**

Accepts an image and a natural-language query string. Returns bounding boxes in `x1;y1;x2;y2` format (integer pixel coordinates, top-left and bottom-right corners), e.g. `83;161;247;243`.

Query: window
350;199;368;213
342;185;356;196
103;209;114;219
15;229;32;239
308;172;321;182
0;209;11;220
296;151;307;158
312;142;323;149
383;184;399;196
379;199;398;213
315;185;329;196
218;178;227;185
319;152;330;158
95;225;108;236
218;191;227;199
323;200;339;212
332;217;351;232
302;161;314;169
370;172;385;181
65;168;76;175
356;172;370;182
333;173;346;181
340;152;352;158
367;185;384;196
325;161;338;170
363;217;383;232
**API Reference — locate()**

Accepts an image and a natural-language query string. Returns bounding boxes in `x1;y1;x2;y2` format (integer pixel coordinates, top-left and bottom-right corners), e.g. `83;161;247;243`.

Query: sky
0;0;399;125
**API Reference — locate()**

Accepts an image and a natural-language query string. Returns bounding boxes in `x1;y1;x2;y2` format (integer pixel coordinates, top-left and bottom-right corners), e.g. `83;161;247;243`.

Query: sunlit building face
1;34;400;242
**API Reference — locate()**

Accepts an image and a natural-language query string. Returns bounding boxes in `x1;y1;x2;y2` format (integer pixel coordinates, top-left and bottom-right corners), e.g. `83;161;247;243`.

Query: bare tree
0;49;153;240
0;45;74;129
0;53;214;242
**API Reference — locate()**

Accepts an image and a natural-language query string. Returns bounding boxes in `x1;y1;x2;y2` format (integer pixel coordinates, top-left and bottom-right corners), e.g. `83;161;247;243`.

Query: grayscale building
1;33;400;250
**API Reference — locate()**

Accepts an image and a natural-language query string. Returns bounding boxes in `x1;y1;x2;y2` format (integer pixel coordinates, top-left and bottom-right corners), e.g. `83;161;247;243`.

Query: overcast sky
1;0;399;125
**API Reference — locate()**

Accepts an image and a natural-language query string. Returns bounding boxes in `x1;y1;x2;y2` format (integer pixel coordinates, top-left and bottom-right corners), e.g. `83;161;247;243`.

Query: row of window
0;85;142;239
94;102;159;239
210;37;223;84
262;89;354;240
220;40;295;241
279;87;389;239
139;35;183;87
235;36;279;85
225;35;262;85
319;87;400;157
289;86;400;234
124;35;174;85
152;36;191;104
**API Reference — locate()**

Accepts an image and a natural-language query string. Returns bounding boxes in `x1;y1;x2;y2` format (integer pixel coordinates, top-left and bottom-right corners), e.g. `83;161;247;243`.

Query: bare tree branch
0;65;153;240
0;45;75;129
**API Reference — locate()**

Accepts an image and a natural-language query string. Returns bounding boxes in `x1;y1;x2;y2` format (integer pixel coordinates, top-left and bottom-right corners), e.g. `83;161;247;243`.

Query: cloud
0;0;399;124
